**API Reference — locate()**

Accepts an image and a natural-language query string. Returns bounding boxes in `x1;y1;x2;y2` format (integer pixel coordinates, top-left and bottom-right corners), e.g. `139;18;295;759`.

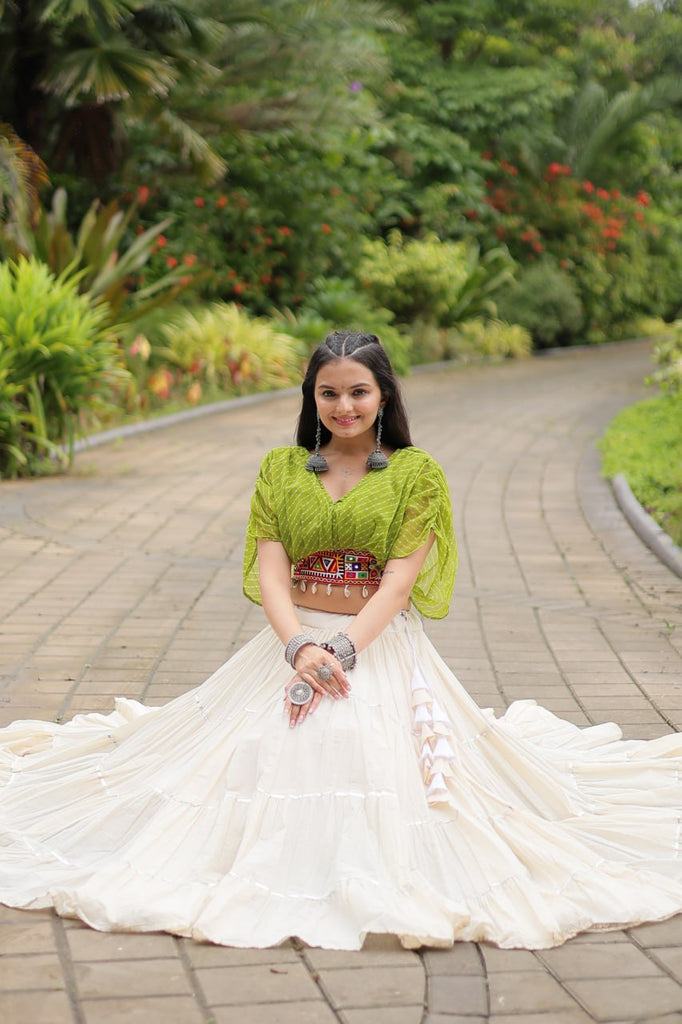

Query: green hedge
601;394;682;547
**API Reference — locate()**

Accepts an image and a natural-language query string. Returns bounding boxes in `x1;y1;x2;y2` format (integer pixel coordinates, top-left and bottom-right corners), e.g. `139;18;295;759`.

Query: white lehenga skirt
2;606;682;950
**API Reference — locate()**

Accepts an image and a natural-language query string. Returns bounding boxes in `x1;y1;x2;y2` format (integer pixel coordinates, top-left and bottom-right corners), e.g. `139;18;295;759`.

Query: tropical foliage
4;0;682;477
0;257;125;476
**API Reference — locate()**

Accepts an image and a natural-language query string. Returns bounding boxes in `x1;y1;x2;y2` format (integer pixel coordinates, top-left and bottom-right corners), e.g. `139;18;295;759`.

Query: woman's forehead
315;358;378;387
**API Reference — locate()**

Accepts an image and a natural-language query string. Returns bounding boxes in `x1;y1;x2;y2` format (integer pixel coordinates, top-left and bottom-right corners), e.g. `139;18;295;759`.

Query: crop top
243;445;457;619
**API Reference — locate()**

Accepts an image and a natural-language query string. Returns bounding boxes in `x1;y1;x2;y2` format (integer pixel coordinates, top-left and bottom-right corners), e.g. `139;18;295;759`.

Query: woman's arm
257;539;350;717
343;534;434;654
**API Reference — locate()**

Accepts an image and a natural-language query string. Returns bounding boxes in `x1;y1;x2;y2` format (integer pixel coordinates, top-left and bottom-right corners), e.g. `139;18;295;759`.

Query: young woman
2;329;682;951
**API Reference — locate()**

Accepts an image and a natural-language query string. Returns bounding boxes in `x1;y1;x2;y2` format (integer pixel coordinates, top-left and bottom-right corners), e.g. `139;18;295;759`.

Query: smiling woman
5;332;682;952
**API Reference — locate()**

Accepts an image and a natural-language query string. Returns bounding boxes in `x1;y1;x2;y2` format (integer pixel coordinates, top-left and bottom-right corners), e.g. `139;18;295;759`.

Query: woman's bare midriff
291;584;409;615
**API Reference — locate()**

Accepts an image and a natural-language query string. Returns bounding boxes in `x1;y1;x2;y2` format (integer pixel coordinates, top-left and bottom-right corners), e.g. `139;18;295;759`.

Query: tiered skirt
2;608;682;949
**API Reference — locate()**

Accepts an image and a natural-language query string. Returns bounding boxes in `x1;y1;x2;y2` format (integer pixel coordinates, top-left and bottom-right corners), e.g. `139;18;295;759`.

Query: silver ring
316;663;334;683
289;681;314;705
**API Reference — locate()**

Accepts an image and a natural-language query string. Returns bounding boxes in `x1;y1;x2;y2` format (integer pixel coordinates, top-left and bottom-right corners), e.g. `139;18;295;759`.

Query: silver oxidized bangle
285;633;315;669
322;633;357;671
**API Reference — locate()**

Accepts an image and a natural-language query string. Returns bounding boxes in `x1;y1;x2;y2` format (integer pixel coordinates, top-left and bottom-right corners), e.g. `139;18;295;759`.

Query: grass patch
601;393;682;547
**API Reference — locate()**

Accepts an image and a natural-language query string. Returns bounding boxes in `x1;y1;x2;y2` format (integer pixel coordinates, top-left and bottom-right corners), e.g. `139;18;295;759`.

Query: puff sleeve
389;457;457;619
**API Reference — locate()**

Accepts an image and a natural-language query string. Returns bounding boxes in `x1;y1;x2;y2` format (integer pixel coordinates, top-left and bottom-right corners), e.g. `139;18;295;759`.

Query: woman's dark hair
296;330;413;450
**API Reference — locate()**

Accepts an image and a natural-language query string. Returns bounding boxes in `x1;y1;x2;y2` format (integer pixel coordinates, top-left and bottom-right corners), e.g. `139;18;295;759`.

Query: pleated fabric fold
2;607;682;950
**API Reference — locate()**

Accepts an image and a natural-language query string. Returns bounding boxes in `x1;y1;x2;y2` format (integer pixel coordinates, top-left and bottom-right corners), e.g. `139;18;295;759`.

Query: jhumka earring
366;407;389;470
305;413;329;472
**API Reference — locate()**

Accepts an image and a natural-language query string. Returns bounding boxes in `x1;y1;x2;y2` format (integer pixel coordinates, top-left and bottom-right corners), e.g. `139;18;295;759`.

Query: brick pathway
1;339;681;1024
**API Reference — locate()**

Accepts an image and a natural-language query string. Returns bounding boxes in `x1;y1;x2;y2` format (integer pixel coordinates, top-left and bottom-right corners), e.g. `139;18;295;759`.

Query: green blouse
243;445;457;619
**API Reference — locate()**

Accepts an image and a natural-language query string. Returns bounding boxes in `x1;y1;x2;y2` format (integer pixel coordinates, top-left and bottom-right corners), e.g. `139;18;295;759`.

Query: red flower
636;190;651;207
611;189;622;200
166;256;178;269
597;187;610;200
582;181;595;194
216;195;228;209
464;209;478;220
320;223;332;234
194;197;205;207
183;253;197;266
481;151;493;160
156;234;167;249
582;202;604;221
233;282;244;294
279;226;292;236
136;185;150;205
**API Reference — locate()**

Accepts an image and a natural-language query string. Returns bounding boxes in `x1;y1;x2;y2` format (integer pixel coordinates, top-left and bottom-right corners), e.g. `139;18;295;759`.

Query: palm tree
0;0;402;185
0;0;227;182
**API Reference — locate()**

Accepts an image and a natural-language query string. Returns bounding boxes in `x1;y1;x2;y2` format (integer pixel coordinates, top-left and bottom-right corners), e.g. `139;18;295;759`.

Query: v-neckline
302;447;399;505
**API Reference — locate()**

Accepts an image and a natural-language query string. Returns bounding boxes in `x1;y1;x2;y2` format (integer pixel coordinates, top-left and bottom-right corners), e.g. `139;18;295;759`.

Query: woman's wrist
321;633;357;670
284;633;315;668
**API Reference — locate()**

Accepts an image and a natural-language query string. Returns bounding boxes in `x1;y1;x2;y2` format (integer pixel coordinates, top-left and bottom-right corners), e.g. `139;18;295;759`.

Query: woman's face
314;358;384;444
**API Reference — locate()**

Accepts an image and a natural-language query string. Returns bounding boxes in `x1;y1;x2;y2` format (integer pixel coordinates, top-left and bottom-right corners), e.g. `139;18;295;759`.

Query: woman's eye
353;389;368;396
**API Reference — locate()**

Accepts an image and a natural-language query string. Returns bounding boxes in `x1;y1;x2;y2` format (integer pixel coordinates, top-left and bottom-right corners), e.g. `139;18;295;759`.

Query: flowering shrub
477;158;673;343
124;132;392;312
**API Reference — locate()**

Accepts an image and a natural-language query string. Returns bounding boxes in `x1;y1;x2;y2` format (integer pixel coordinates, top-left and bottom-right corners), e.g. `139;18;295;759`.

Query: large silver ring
316;663;334;683
289;681;314;705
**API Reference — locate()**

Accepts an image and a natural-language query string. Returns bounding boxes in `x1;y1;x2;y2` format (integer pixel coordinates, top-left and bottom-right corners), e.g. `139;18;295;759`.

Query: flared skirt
2;607;682;950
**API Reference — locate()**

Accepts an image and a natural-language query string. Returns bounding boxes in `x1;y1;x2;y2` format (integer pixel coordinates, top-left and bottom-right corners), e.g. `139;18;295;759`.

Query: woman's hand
284;675;325;728
293;643;351;701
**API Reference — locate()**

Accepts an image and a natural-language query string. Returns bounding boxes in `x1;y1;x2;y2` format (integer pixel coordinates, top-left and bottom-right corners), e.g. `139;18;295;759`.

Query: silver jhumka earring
366;407;389;470
305;413;329;472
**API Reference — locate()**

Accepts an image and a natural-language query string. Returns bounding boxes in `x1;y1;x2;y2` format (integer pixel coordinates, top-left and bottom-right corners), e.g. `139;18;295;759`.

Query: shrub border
610;473;682;579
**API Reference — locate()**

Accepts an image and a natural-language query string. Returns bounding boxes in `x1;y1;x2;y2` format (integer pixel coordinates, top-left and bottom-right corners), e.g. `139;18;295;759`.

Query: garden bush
448;319;532;361
0;257;124;477
601;394;682;546
147;303;304;407
648;329;682;395
478;159;676;343
356;231;514;327
495;260;584;348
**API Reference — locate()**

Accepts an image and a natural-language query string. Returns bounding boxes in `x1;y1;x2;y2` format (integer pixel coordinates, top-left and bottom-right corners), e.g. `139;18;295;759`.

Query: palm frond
40;0;133;28
156;108;227;184
43;42;177;102
573;75;682;180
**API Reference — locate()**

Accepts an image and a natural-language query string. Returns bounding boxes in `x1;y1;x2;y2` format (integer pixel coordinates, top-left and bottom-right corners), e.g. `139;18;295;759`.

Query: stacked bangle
321;633;357;671
285;633;315;668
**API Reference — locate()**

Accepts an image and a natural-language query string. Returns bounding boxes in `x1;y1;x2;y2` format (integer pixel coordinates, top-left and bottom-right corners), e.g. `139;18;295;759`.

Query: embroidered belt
292;549;382;598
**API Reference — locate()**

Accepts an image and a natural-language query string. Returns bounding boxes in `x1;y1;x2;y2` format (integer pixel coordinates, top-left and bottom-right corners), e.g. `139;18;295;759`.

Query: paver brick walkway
1;339;681;1023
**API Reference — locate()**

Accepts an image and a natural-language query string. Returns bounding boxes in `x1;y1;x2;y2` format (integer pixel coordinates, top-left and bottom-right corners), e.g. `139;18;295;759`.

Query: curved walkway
1;339;681;1024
